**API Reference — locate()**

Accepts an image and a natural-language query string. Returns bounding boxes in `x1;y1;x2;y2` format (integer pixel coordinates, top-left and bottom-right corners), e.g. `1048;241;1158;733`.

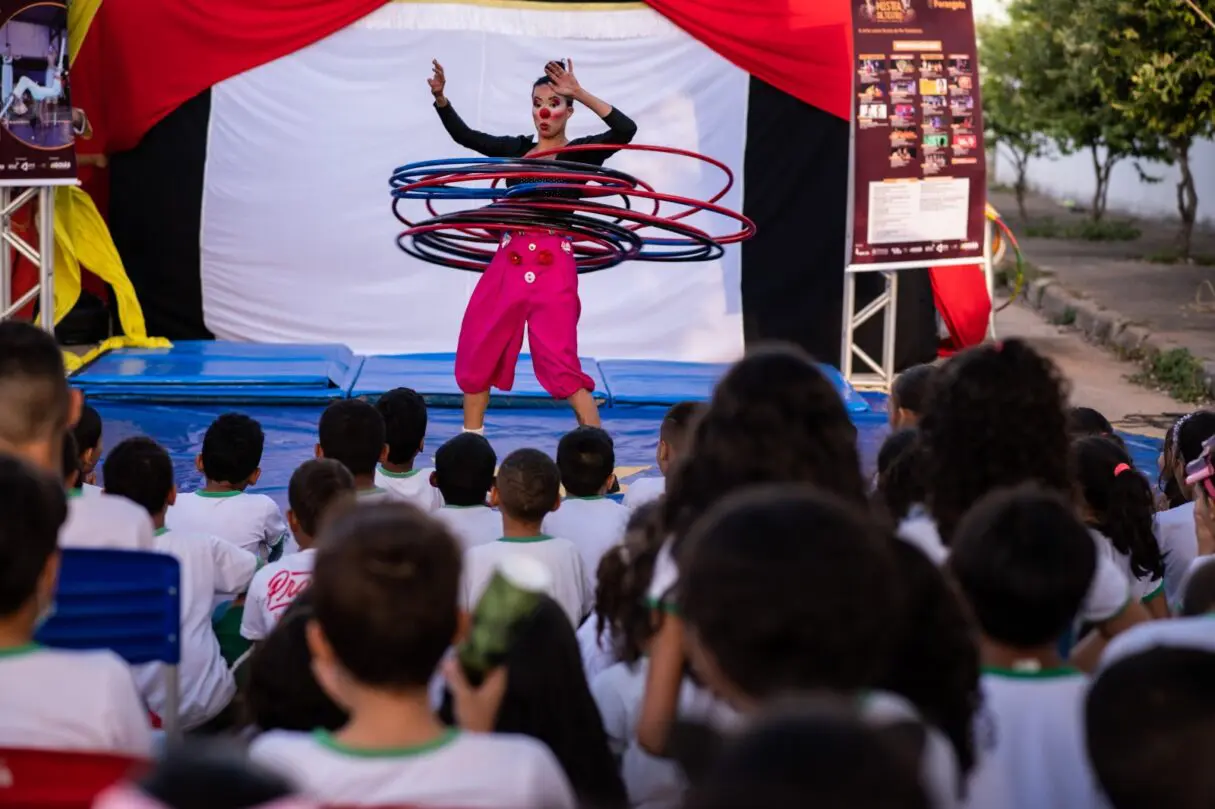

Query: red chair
0;747;146;808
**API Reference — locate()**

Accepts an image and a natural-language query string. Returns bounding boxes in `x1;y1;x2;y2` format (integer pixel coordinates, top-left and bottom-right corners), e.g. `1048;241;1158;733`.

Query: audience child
167;413;289;562
590;502;722;809
1087;648;1215;809
889;363;936;429
73;402;103;491
543;426;630;574
1154;411;1215;607
61;429;82;491
462;449;593;627
244;591;348;734
431;432;501;550
242;459;356;643
316;399;389;499
877;539;980;788
1071;436;1168;616
874;428;928;525
0;455;152;756
678;485;961;809
374;387;442;511
949;485;1105;809
683;701;931;809
622;401;702;510
104;437;258;730
912;339;1146;655
0;322;155;553
249;503;576;808
1067;405;1127;450
441;597;627;808
640;345;868;757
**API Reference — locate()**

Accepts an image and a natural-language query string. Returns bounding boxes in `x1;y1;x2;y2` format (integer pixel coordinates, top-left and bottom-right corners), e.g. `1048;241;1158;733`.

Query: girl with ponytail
1071;436;1169;618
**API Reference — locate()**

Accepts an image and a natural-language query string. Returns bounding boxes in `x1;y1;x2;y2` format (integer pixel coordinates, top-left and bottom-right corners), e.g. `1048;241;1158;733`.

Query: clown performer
429;58;637;432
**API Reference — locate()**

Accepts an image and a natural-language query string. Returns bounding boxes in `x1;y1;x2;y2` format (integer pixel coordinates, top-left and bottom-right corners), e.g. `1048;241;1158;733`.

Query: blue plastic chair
35;549;183;738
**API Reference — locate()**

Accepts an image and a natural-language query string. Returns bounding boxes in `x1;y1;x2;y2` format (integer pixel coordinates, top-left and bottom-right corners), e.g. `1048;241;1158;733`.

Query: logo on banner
860;0;917;23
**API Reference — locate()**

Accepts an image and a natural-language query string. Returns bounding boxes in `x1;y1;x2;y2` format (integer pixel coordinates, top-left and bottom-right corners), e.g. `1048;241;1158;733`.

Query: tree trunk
1176;141;1197;260
1013;151;1030;223
1090;145;1117;223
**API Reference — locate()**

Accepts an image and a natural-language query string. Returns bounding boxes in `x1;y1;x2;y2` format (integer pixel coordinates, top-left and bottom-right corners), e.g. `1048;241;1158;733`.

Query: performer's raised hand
545;59;580;99
429;59;447;105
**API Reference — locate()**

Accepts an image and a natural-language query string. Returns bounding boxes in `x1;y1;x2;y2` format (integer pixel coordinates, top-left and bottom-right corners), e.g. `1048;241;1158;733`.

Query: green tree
979;18;1053;223
1006;0;1165;223
1067;0;1215;256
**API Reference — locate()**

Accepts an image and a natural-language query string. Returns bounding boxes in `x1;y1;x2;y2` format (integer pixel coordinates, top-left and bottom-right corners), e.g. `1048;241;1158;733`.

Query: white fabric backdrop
201;2;748;360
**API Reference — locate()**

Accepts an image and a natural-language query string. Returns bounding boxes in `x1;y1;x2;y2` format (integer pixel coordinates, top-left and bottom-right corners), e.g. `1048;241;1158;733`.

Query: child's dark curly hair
594;502;665;664
877;539;980;787
663;343;867;552
919;339;1071;546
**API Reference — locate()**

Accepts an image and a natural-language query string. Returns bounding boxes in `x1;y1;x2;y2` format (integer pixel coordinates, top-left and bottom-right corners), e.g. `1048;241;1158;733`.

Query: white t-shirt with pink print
241;549;316;641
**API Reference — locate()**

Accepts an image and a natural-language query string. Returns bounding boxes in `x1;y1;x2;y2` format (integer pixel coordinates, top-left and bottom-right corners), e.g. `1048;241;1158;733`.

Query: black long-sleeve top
435;101;638;178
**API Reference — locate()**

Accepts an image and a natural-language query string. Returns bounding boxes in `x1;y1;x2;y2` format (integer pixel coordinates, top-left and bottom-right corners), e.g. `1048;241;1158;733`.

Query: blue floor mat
72;342;361;403
598;359;870;414
350;353;608;407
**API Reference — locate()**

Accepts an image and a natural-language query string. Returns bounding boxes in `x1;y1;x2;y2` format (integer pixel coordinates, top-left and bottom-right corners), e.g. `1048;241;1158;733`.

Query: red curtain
642;0;852;121
72;0;390;155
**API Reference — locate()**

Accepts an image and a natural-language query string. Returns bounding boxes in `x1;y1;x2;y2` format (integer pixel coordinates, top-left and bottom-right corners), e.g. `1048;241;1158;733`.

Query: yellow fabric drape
54;187;171;372
49;0;170;373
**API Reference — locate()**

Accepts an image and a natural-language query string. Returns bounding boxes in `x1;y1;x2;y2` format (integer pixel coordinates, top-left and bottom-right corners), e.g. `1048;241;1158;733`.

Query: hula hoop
390;143;754;273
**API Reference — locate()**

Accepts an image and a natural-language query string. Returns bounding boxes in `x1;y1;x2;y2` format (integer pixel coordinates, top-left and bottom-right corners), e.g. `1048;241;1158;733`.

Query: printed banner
0;0;76;186
846;0;985;271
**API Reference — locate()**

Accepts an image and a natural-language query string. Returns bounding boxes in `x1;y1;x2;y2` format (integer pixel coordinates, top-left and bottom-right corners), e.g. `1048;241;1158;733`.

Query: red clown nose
539;108;552;120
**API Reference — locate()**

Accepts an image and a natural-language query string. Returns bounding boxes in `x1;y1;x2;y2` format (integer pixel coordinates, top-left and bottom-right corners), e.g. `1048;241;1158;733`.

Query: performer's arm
429;59;528;158
545;60;638;146
433;100;529;158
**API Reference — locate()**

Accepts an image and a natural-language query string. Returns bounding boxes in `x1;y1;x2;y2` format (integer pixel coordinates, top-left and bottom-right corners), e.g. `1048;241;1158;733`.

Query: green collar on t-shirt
66;488;84;499
498;534;553;544
378;466;422;479
564;495;606;501
0;643;41;659
357;487;387;497
154;527;170;537
314;727;459;758
981;665;1081;680
195;489;244;498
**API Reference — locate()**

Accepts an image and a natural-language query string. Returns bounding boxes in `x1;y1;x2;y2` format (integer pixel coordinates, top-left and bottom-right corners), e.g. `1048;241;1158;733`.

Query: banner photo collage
847;0;985;271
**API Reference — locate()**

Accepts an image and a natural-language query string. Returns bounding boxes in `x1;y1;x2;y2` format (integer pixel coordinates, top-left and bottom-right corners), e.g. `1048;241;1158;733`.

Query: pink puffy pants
455;231;595;400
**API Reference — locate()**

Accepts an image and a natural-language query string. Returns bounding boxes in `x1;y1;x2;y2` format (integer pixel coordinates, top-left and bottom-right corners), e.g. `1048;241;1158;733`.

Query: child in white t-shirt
167;413;288;562
622;401;701;510
249;502;575;808
543;426;629;575
431;432;501;551
676;486;960;808
1087;647;1215;809
374;387;442;512
104;437;258;730
71;402;104;493
1072;436;1169;615
0;454;152;756
242;459;356;643
589;502;714;809
462;449;593;627
317;399;391;500
949;486;1106;809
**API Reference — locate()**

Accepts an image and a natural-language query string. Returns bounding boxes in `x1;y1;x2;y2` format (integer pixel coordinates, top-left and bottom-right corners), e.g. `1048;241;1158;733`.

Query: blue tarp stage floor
73;342;1163;508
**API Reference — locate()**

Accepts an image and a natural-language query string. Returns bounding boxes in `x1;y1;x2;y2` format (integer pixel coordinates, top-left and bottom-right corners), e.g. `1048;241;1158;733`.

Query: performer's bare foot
569;389;600;427
463;391;491;433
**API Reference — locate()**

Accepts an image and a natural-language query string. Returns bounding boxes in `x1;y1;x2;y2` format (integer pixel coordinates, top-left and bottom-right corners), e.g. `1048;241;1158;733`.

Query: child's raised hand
442;656;508;733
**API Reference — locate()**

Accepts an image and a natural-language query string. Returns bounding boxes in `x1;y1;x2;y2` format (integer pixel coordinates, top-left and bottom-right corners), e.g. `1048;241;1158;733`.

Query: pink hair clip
1113;463;1132;477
